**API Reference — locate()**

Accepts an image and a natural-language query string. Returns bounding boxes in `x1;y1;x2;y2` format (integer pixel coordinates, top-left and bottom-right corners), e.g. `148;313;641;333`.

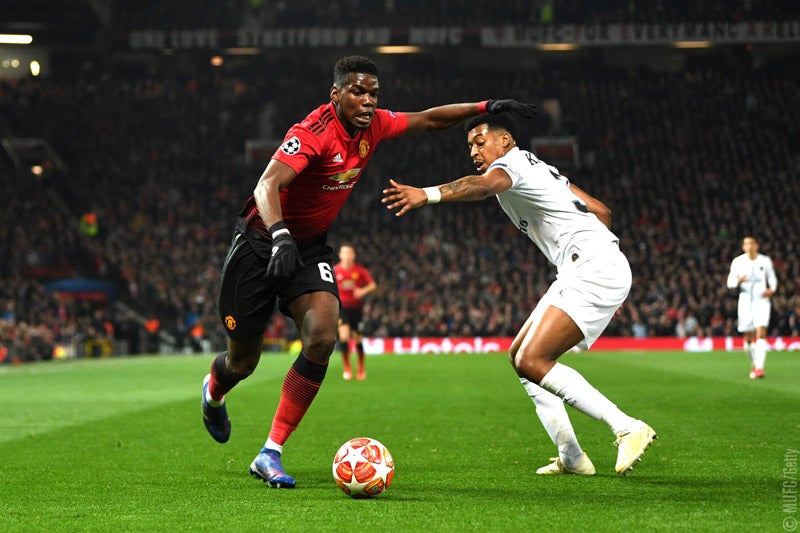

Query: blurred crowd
111;0;800;30
0;274;115;363
1;43;798;361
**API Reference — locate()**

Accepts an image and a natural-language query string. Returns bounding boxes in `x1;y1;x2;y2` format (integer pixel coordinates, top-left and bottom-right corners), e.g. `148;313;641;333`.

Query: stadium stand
109;0;800;29
1;2;799;360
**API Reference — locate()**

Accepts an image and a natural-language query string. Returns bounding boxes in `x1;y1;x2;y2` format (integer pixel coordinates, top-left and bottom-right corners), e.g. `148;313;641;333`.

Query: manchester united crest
359;139;369;158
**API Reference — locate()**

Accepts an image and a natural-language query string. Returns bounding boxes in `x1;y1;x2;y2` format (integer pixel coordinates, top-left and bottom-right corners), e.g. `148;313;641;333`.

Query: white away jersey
488;147;618;268
726;253;777;303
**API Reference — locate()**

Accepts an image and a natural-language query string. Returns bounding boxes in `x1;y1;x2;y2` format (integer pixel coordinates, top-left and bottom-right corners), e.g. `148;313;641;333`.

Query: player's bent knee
512;352;552;384
302;330;337;361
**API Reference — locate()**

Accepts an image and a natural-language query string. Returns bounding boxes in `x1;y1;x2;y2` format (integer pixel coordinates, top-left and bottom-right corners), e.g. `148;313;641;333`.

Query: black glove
266;222;304;279
486;99;538;119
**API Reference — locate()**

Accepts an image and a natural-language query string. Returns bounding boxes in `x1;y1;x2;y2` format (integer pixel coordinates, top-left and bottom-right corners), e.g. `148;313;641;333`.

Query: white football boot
536;452;596;475
614;422;657;474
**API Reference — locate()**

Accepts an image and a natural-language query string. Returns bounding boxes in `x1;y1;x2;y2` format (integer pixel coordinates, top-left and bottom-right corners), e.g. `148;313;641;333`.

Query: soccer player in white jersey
726;236;777;379
382;114;656;475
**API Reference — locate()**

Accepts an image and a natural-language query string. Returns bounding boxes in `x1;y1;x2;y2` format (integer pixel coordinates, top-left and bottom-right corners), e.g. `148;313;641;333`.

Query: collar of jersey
490;146;519;168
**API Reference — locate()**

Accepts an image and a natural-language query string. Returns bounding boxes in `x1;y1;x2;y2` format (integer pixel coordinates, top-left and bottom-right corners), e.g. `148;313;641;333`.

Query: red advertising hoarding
361;337;800;355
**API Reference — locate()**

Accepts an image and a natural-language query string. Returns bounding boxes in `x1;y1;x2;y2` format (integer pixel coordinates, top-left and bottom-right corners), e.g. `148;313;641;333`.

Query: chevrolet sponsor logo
329;168;361;183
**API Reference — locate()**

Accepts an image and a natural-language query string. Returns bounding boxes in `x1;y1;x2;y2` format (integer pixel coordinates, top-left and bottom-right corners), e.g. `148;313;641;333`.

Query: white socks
539;363;638;435
744;341;755;366
205;387;223;407
520;377;584;467
265;438;283;454
753;338;768;370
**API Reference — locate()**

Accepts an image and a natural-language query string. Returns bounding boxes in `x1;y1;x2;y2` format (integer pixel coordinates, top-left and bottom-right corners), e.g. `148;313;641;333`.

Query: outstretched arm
404;100;537;134
382;168;513;216
404;103;484;133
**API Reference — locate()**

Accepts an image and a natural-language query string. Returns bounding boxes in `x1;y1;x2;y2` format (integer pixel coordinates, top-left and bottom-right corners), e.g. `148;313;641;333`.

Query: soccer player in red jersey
200;55;537;488
334;244;376;381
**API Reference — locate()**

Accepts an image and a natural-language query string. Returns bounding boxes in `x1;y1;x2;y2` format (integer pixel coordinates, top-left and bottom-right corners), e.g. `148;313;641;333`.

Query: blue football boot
249;448;296;488
201;374;230;443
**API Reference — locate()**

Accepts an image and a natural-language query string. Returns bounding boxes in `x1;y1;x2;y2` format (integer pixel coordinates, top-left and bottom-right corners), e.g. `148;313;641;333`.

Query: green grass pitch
1;350;798;531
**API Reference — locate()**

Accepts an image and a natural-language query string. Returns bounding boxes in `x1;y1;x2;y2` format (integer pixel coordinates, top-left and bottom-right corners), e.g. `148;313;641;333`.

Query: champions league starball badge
281;136;302;155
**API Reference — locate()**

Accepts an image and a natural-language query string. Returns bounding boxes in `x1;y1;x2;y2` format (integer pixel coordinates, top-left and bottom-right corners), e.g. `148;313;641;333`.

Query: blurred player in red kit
334;244;376;381
199;55;537;488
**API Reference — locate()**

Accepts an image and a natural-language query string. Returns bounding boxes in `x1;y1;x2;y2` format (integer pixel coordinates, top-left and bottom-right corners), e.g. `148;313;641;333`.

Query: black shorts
339;307;364;333
217;230;339;342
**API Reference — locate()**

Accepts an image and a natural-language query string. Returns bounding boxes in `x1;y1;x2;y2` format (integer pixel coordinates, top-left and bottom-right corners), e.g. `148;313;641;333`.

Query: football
332;437;394;498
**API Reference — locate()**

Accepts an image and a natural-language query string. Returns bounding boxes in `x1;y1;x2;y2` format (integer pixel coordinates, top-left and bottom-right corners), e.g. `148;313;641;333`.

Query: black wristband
268;221;290;239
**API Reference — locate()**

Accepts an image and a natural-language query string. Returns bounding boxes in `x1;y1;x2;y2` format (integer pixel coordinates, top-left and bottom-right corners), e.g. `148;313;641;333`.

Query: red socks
208;352;239;401
268;353;328;446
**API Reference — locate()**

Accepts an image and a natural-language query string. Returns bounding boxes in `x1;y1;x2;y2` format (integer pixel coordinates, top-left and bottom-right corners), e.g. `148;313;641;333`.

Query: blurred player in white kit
726;236;777;379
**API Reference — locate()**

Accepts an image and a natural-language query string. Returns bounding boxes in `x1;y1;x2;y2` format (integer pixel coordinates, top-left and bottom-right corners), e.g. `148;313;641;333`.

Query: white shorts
737;298;771;332
528;242;632;351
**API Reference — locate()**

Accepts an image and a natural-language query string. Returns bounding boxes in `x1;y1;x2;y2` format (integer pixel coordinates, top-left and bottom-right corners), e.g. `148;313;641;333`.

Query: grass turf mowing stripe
1;351;796;531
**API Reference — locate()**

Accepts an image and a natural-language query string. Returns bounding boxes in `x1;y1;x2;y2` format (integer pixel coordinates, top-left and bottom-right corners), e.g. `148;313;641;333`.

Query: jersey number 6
318;263;334;283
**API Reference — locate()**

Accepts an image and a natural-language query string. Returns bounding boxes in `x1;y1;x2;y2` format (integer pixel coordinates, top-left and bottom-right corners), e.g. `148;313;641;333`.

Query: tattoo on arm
442;175;492;201
442;180;464;194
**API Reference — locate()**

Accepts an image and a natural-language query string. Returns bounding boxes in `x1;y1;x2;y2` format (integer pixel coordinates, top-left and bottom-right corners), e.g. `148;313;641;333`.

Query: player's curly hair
464;113;517;140
333;56;379;87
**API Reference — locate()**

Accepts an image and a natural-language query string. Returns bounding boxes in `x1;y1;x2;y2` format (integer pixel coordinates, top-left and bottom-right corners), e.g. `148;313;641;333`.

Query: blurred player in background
726;236;777;379
383;114;656;476
335;244;376;381
200;55;538;488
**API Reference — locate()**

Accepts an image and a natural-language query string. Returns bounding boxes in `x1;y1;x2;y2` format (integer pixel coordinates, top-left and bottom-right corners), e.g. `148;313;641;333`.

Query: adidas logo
332;153;343;163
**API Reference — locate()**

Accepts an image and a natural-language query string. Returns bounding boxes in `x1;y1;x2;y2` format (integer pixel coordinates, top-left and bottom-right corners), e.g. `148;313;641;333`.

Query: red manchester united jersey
335;263;374;309
240;102;408;244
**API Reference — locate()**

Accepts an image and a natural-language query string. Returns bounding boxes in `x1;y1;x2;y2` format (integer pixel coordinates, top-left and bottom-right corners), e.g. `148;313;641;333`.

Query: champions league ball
332;437;394;498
